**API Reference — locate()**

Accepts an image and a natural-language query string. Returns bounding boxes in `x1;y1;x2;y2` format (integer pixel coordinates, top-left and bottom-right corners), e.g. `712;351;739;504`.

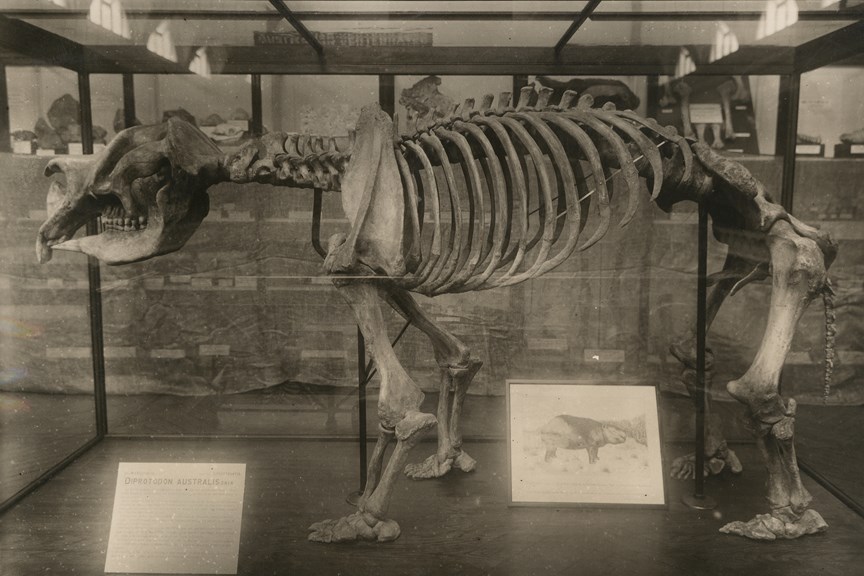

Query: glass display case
792;55;864;511
0;2;862;573
1;66;97;506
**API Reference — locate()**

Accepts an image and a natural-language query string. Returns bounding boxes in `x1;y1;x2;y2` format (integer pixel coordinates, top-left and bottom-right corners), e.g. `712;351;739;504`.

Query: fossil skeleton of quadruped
36;85;838;543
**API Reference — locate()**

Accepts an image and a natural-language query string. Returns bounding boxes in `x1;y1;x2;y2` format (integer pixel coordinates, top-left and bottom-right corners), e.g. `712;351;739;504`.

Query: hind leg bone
720;220;829;540
382;286;481;479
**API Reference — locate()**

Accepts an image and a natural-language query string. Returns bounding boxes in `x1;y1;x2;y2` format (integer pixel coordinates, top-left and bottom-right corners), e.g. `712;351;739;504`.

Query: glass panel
792;61;864;507
1;67;96;503
263;74;377;134
104;74;363;436
132;74;253;129
8;0;857;50
651;74;781;156
644;74;784;446
90;74;125;147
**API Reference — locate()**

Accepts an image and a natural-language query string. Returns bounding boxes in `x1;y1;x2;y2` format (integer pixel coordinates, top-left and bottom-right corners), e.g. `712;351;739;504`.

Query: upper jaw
36;179;100;263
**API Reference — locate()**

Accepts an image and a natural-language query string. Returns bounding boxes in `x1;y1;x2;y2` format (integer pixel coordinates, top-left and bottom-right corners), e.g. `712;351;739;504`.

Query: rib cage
392;86;694;297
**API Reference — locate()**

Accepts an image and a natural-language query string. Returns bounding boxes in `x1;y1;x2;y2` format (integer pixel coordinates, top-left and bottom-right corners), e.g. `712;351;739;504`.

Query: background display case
0;2;862;575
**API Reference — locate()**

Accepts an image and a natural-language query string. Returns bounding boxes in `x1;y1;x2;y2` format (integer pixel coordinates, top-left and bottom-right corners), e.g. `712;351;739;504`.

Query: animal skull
37;118;220;265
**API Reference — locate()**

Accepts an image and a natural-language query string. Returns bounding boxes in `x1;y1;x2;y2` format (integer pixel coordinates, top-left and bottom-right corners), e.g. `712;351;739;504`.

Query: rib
561;108;642;228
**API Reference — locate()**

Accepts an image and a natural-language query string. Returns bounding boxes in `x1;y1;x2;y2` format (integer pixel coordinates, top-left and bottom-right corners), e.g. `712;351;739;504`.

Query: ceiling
0;1;861;74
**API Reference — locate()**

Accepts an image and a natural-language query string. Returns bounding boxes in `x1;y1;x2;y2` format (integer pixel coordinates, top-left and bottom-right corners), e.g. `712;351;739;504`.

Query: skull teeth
99;215;148;232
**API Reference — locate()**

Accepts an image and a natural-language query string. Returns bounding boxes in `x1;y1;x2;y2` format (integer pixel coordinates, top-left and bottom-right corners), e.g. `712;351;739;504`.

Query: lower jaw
45;220;166;265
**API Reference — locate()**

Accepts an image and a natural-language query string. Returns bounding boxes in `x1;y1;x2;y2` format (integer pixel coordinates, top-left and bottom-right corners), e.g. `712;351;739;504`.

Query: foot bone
670;446;742;480
404;448;476;479
720;507;827;541
308;511;401;543
405;453;452;479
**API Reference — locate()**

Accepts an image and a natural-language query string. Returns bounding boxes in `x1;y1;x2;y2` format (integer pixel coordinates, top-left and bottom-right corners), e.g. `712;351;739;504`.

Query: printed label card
105;462;246;574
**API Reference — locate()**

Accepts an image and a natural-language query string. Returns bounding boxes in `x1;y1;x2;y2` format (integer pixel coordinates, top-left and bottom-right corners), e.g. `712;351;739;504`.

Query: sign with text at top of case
105;462;246;574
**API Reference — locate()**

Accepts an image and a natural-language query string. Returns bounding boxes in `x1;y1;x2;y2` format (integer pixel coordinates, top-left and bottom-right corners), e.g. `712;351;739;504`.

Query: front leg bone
309;411;436;543
309;279;430;543
357;426;395;507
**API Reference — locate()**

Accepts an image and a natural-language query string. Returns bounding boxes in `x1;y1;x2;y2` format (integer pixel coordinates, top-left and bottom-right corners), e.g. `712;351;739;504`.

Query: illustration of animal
540;415;627;464
35;84;836;542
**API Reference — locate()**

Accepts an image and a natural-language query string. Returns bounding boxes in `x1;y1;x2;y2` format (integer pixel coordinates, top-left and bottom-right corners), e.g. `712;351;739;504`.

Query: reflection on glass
7;67;80;156
1;67;96;502
396;75;511;134
263;75;378;136
653;74;780;157
104;74;359;437
792;62;864;509
133;74;252;135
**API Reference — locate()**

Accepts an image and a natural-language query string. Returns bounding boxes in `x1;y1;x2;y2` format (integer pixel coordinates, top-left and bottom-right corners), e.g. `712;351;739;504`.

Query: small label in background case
199;344;230;356
688;103;723;124
796;144;823;156
36;148;55;156
67;143;83;155
851;144;864;154
12;140;32;154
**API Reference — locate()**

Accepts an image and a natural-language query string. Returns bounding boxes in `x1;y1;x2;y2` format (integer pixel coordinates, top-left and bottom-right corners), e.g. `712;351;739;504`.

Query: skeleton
36;85;837;543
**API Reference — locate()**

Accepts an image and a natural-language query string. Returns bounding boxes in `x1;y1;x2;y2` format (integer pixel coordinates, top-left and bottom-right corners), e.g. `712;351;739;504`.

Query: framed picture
507;380;666;507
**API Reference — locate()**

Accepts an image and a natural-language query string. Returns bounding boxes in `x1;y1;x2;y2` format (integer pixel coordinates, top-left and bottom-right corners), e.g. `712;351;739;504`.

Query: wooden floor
796;404;864;508
0;393;95;502
1;439;862;576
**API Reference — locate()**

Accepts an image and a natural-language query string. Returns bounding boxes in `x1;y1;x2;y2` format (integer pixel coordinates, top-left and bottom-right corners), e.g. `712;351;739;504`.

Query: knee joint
742;395;797;439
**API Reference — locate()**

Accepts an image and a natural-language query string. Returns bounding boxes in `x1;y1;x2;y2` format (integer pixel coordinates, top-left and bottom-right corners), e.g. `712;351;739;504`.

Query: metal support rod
311;188;326;258
0;65;10;153
356;327;368;493
121;73;136;129
554;0;602;56
78;72;108;439
379;74;395;117
694;202;709;499
250;73;263;137
682;202;716;510
268;0;324;56
78;72;93;155
779;73;801;211
513;74;529;103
